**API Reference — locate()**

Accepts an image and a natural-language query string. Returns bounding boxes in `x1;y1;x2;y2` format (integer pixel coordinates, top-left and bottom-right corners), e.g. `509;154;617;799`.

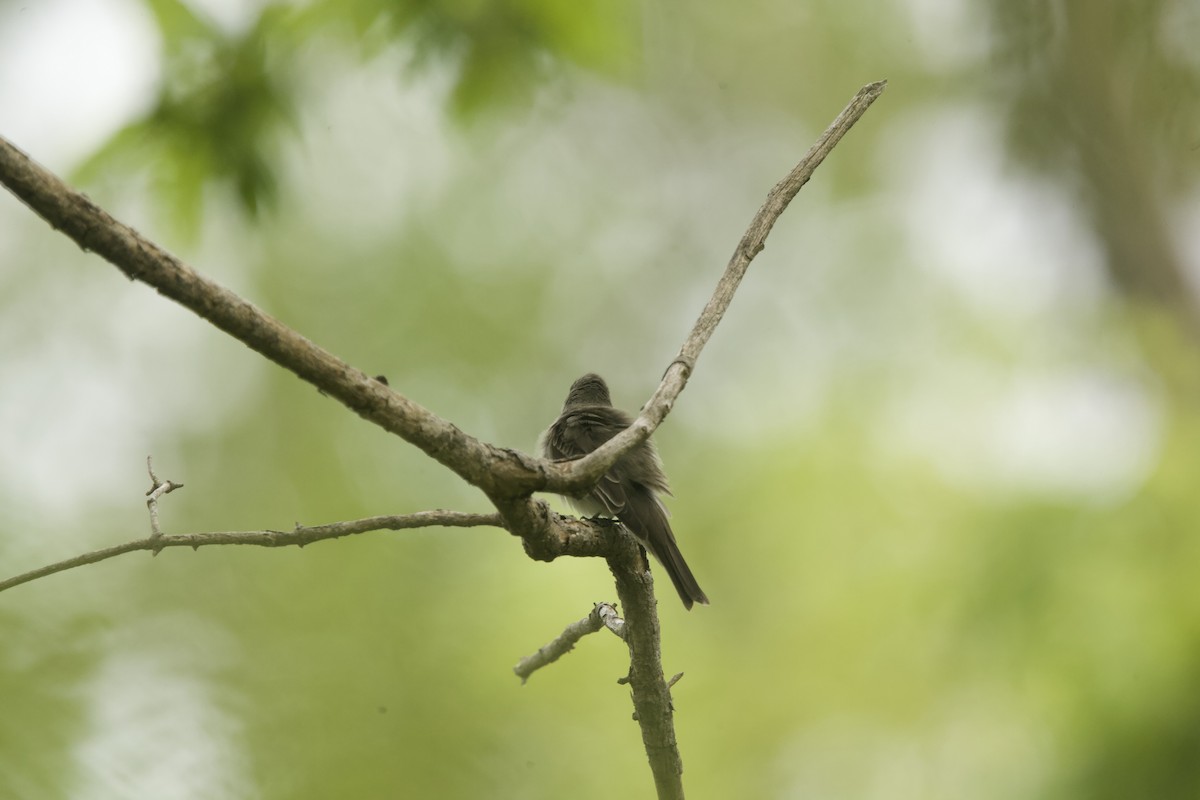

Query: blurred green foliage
987;0;1200;331
75;1;295;233
73;0;638;234
2;0;1200;798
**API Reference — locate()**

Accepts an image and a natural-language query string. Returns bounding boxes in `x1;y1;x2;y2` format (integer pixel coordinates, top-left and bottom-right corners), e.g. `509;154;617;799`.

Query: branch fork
145;455;183;550
0;80;887;800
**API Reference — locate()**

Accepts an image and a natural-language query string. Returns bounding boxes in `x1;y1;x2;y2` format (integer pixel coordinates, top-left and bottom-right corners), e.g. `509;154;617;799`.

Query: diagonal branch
513;602;626;683
0;135;515;494
0;79;887;524
0;510;503;594
549;79;888;494
0;80;887;800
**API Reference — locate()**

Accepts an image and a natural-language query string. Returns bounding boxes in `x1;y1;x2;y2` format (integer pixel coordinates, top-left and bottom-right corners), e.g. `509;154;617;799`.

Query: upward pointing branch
554;80;888;493
0;77;886;530
0;80;886;800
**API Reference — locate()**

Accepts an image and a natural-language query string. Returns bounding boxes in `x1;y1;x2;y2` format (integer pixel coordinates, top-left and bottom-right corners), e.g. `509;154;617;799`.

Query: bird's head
563;373;612;408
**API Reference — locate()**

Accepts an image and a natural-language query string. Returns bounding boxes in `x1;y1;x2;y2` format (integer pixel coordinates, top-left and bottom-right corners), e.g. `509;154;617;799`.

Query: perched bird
541;373;709;610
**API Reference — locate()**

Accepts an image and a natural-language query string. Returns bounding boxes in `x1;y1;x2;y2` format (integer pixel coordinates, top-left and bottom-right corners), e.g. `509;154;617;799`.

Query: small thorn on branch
145;456;183;552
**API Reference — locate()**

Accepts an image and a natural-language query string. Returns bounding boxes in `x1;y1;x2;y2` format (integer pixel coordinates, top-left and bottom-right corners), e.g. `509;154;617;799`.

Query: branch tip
513;602;626;682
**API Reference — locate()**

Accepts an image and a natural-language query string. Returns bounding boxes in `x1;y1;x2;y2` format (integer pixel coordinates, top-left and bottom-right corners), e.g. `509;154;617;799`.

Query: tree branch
513;602;626;683
549;79;889;495
145;455;183;552
0;510;502;594
605;535;685;800
0;79;887;800
0;79;886;531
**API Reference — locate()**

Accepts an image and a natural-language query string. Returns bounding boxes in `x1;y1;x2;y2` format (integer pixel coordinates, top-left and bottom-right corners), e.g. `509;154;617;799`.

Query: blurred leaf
300;0;639;116
8;0;1200;797
142;0;217;46
74;3;294;233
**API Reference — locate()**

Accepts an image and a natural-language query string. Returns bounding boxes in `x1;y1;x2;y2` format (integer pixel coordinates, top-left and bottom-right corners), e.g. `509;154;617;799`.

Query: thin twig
0;511;503;594
144;456;183;549
513;602;625;683
0;78;886;566
546;79;889;496
595;81;887;800
0;79;887;800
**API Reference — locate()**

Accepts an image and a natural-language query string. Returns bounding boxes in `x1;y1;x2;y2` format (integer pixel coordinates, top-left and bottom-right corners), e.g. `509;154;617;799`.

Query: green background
2;0;1199;797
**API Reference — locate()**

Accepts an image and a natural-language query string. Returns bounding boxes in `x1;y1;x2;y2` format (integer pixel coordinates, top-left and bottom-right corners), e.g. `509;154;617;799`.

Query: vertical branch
0;79;890;800
598;81;888;799
607;538;685;800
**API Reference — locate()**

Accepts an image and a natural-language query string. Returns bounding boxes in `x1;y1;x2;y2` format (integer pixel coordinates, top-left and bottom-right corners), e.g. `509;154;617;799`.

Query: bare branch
559;82;886;800
0;510;503;594
0;80;887;800
144;456;183;549
543;80;888;496
0;136;522;495
0;77;886;562
513;602;626;683
605;537;683;800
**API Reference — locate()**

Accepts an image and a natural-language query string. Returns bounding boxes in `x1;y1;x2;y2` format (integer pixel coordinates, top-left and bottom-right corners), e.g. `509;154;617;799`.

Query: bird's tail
620;486;709;610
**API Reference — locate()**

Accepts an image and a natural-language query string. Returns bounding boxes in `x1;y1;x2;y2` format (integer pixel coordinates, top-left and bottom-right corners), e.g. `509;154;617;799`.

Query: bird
540;373;709;610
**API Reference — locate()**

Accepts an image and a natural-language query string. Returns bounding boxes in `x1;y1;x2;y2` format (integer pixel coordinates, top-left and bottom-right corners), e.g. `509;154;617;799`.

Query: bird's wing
546;407;630;515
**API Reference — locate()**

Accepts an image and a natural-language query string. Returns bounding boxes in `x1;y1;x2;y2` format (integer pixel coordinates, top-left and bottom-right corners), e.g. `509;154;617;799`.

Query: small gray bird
541;373;709;610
